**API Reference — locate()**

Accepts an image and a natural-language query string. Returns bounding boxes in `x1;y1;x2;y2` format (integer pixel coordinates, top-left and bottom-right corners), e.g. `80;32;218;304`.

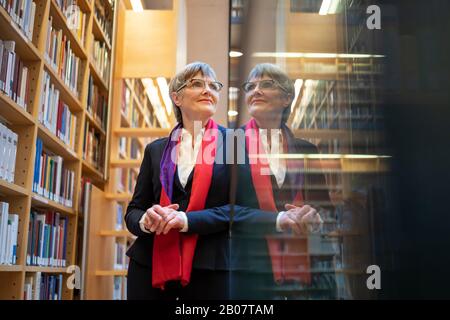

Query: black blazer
231;126;332;273
125;125;232;270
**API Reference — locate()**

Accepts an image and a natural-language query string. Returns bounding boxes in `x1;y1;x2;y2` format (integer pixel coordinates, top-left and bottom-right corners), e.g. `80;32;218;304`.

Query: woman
231;63;330;299
125;62;230;300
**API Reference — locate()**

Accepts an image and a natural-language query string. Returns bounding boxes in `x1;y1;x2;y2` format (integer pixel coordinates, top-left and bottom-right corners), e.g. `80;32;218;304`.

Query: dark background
379;0;450;299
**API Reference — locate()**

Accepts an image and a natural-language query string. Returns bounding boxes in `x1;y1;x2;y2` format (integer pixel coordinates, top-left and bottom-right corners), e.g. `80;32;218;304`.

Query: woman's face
245;75;290;120
172;71;219;123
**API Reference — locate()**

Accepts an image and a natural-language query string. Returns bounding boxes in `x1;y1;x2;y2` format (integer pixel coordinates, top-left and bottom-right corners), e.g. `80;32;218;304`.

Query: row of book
130;138;140;160
91;40;110;84
45;16;80;97
118;137;126;157
24;272;63;300
0;0;36;41
39;70;77;151
26;210;68;267
0;122;18;183
33;138;75;208
0;40;30;110
0;202;19;265
130;103;141;128
94;0;112;44
82;120;105;171
54;0;87;45
116;168;126;193
114;242;126;270
113;276;126;300
115;203;123;230
121;81;131;117
87;74;108;129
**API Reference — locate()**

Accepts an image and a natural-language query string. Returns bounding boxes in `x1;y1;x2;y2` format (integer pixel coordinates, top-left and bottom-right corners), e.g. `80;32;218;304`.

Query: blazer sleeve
186;204;278;236
125;144;156;237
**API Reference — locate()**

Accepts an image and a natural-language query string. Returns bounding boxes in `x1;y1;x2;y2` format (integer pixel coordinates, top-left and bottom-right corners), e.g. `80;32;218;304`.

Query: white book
0;40;4;89
21;0;28;36
29;2;36;41
53;88;60;135
2;41;16;94
0;203;4;264
6;51;15;97
8;130;18;183
19;66;28;108
0;202;10;264
10;0;17;23
9;214;18;264
33;272;41;300
43;80;50;129
24;275;33;300
4;128;13;184
0;123;5;180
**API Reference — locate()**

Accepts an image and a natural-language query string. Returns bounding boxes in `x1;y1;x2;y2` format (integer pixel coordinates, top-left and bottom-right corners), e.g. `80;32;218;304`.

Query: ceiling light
319;0;332;15
130;0;144;12
229;51;243;58
328;0;340;14
228;110;238;117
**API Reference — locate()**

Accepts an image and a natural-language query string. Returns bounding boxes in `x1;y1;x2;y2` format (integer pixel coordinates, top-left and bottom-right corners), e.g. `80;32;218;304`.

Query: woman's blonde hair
247;63;294;123
168;61;218;123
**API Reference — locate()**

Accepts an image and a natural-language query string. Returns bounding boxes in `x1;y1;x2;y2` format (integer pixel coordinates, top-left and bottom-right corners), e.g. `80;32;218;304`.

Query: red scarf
245;118;311;284
152;119;219;289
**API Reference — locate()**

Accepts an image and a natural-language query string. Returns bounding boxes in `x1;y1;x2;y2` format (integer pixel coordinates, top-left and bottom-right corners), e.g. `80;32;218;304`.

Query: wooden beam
114;127;170;137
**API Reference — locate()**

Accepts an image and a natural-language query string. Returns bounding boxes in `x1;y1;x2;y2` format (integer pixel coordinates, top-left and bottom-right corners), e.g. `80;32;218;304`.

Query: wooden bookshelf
0;0;118;300
281;0;385;300
84;74;173;299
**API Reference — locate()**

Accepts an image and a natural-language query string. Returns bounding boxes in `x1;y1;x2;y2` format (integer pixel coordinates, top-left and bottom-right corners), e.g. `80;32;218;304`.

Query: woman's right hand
143;204;180;234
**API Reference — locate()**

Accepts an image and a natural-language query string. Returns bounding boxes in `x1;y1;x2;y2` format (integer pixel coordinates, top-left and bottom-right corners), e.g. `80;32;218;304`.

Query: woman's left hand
285;204;324;234
161;211;186;235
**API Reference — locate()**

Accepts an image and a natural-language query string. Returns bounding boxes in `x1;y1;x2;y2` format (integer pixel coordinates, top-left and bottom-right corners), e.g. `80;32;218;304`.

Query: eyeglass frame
241;79;289;94
176;78;224;93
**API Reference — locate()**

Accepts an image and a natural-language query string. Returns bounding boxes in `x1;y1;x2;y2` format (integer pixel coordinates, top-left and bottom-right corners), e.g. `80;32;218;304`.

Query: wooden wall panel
119;11;177;78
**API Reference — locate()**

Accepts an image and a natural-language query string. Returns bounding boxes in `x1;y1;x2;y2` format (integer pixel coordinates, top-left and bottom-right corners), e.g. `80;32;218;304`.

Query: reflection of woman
232;63;329;299
125;62;230;300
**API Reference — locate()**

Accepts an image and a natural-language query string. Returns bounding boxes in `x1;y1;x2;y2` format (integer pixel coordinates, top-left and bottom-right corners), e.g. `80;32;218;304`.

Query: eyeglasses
241;79;288;93
176;78;224;93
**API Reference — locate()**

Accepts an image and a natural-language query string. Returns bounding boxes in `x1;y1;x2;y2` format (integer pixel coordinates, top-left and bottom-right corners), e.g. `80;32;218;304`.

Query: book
24;272;63;300
39;70;77;151
113;276;122;300
0;1;36;41
44;16;80;97
115;203;123;231
86;74;108;130
1;125;16;183
26;210;68;267
0;39;30;110
0;202;18;265
91;40;110;84
33;138;75;207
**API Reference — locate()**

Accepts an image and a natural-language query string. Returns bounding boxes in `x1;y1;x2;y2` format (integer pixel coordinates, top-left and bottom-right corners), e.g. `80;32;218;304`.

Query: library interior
0;0;449;300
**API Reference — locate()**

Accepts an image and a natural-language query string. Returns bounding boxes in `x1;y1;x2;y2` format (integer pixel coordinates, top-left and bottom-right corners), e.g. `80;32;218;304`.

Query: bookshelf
0;0;118;300
84;75;171;299
283;0;386;299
